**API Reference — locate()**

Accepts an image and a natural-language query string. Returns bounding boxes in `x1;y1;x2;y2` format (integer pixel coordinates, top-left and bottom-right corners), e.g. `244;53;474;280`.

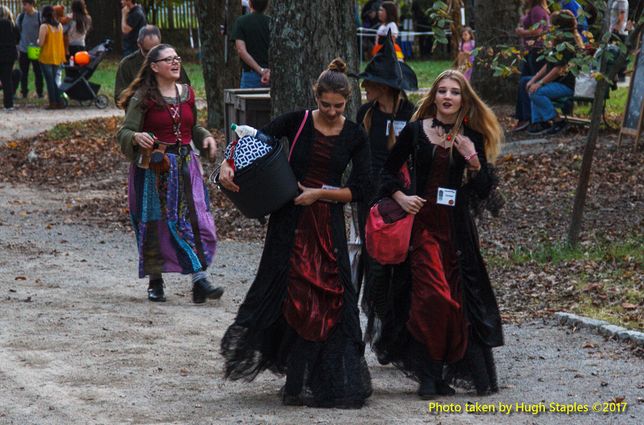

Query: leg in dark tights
0;62;15;109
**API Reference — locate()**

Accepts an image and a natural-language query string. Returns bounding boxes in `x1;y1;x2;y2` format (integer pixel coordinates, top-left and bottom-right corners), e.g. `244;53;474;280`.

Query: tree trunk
195;0;241;128
85;0;120;50
568;9;644;246
270;0;360;119
470;0;521;103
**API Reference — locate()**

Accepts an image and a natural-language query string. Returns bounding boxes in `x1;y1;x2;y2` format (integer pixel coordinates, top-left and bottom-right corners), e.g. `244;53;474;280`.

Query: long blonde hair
0;6;14;24
412;69;503;164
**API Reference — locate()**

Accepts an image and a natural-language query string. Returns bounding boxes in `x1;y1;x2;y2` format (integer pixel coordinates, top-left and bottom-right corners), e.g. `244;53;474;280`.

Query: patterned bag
224;135;273;171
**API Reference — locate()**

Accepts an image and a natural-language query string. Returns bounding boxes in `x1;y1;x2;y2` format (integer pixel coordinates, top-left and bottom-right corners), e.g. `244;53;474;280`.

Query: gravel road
0;183;642;425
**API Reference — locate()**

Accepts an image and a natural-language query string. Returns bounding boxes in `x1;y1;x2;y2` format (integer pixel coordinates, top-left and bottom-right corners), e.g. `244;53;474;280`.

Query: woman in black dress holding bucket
218;58;372;408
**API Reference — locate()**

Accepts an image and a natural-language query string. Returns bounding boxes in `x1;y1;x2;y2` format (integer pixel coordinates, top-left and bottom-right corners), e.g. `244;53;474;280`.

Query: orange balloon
74;51;91;66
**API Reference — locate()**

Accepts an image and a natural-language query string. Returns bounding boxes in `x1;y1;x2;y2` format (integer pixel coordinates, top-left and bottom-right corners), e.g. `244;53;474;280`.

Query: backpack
17;11;41;33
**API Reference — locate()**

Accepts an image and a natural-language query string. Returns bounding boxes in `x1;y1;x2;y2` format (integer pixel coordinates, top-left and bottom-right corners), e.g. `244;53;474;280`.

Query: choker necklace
431;117;455;133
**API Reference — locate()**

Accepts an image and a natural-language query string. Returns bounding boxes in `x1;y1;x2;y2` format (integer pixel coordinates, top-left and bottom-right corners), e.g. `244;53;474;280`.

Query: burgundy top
416;145;452;234
143;85;195;145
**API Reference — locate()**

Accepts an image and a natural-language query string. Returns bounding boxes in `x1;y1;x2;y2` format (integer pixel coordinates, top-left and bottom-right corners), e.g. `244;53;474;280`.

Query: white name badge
385;120;407;136
437;187;457;206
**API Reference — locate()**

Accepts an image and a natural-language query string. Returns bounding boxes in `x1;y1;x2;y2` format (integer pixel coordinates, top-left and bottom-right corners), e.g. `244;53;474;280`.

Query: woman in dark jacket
218;58;373;408
0;6;20;110
369;69;504;399
356;32;417;354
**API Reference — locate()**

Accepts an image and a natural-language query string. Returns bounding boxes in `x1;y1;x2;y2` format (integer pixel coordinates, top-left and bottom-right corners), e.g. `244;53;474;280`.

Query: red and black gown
368;119;504;394
221;111;373;408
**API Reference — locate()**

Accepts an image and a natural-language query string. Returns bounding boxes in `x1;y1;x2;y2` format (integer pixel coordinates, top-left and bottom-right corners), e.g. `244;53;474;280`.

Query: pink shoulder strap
288;110;309;162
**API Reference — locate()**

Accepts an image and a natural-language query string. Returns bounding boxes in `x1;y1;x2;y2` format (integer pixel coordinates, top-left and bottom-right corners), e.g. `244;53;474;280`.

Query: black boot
431;361;456;396
466;341;494;396
483;347;499;393
192;277;224;304
147;278;166;302
418;359;456;399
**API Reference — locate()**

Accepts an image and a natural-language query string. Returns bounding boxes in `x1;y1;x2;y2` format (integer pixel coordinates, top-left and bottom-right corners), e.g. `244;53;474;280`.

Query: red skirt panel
407;214;467;363
283;202;344;342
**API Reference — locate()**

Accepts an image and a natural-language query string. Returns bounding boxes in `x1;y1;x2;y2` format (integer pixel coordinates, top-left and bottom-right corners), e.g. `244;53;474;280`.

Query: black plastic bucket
213;141;298;218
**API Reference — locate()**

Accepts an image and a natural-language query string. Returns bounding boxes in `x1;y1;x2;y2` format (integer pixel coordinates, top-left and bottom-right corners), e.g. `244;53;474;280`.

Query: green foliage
427;1;452;49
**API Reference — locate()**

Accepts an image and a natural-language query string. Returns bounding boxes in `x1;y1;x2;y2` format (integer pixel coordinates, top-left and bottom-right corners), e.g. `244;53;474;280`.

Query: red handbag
365;123;419;265
366;164;414;264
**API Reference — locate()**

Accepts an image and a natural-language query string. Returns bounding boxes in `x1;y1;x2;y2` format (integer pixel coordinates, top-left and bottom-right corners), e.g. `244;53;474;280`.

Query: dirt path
0;105;122;143
0;183;642;425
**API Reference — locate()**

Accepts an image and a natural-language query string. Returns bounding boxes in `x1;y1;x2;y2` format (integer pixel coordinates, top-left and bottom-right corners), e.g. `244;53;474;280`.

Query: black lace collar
431;117;455;133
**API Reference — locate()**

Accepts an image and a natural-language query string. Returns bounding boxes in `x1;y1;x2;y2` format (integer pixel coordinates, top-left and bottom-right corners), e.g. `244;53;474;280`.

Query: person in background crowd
241;0;250;15
515;0;550;76
38;5;66;110
558;0;588;42
455;26;475;81
610;0;629;82
521;10;585;135
66;0;92;56
115;25;190;103
231;0;271;88
53;4;70;57
373;1;404;60
121;0;147;57
360;1;381;60
0;6;20;111
372;69;504;399
513;0;550;132
357;33;417;356
16;0;43;99
219;58;373;408
117;43;222;304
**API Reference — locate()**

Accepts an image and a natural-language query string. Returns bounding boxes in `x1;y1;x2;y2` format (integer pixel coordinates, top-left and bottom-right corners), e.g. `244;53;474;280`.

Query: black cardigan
379;119;504;348
221;110;373;378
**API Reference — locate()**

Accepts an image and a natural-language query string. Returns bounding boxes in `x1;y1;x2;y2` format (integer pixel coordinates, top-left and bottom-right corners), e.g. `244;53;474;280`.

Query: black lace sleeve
378;121;416;198
462;130;504;217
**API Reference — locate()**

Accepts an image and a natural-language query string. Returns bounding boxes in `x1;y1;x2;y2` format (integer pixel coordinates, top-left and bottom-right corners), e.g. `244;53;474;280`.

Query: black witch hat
357;30;418;92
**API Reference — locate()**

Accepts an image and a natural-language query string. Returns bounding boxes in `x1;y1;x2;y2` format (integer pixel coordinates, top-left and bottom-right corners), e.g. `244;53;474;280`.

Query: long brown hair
412;69;503;163
118;44;175;110
71;0;91;34
380;1;399;24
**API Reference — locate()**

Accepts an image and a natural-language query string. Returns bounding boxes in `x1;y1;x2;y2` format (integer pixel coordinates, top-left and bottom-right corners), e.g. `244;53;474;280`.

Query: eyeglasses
154;56;182;64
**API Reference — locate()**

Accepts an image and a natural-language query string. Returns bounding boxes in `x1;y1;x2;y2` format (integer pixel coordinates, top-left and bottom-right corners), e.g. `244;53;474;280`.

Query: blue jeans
240;70;263;88
516;76;532;122
530;82;573;124
41;64;62;104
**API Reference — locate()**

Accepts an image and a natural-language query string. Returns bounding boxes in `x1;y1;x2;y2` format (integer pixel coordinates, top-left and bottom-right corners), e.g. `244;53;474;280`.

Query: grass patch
485;238;642;329
488;238;642;267
45;120;88;140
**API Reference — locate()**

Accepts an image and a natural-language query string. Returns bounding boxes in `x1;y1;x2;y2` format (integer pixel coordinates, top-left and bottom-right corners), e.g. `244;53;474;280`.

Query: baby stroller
59;39;113;109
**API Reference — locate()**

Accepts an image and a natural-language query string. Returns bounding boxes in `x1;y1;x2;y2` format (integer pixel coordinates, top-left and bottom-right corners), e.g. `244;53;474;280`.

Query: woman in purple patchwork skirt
116;43;223;304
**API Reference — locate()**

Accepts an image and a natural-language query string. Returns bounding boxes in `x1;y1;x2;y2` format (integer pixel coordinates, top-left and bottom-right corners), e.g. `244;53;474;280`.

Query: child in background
455;27;475;80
